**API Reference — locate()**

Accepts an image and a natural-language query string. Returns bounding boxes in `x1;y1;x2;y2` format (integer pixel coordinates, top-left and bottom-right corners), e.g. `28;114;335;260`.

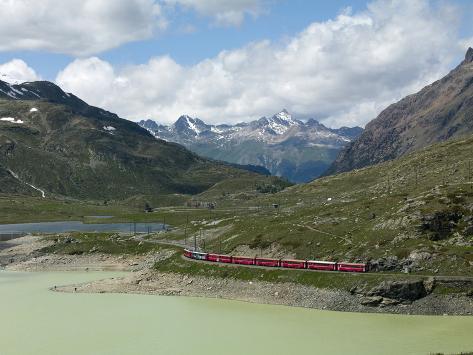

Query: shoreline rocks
52;270;473;316
2;235;473;316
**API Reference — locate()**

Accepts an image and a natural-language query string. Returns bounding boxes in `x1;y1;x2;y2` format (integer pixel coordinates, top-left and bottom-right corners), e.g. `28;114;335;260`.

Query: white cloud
56;0;469;127
164;0;265;26
0;0;166;56
0;59;41;84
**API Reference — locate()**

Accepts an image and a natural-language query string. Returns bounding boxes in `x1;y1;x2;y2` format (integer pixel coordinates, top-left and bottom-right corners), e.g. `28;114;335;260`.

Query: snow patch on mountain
275;109;293;122
186;116;200;134
1;117;24;124
139;110;362;148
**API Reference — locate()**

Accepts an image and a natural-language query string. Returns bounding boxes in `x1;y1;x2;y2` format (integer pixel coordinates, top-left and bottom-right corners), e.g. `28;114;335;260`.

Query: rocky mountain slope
140;110;362;183
326;48;473;175
0;80;278;201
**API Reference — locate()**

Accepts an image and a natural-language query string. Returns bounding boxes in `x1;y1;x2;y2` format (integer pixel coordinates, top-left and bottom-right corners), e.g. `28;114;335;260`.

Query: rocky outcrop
463;47;473;64
419;210;463;240
369;256;400;271
366;280;429;303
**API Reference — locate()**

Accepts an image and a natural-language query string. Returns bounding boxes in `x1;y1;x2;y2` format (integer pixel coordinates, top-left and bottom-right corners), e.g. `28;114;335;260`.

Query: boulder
407;250;431;262
367;280;428;302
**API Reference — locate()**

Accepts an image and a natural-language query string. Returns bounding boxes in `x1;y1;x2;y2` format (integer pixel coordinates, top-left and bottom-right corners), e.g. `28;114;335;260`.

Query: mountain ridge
140;110;363;182
326;47;473;175
0;79;279;202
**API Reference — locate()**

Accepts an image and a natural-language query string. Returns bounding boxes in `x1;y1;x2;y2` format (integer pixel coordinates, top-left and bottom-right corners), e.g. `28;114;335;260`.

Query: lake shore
53;269;473;316
2;235;473;316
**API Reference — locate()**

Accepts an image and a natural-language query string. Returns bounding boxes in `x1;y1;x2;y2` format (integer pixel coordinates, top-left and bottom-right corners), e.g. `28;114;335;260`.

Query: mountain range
0;79;279;202
3;47;472;203
140;110;362;183
326;48;473;175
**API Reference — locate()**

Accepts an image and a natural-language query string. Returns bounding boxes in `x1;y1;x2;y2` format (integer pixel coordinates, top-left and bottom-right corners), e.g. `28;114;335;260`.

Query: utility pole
194;234;197;251
468;160;473;190
184;214;188;247
200;229;203;251
415;166;418;189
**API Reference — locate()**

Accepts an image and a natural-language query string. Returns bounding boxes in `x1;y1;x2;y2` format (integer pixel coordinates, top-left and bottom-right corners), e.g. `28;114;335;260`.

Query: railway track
133;235;473;281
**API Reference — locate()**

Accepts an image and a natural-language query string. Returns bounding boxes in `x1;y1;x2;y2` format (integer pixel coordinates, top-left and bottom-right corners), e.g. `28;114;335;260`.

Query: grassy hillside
0;173;290;224
0;96;280;201
156;134;473;276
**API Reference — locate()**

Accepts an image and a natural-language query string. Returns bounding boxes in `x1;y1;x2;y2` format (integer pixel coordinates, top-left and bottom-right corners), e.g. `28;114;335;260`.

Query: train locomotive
183;249;367;273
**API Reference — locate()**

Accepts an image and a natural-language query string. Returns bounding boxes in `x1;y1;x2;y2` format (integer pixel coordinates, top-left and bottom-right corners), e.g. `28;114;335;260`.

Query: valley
1;49;473;319
2;132;473;315
3;2;473;355
0;53;473;314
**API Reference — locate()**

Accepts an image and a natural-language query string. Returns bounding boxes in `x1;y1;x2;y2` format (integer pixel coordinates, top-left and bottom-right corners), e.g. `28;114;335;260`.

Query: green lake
1;271;473;355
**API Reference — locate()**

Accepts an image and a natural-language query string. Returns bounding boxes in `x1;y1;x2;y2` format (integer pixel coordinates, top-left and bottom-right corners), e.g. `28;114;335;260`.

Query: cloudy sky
0;0;472;127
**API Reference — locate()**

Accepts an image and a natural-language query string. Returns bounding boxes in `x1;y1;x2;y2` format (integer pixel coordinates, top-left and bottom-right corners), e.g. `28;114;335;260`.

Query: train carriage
206;253;219;262
280;259;306;269
191;251;208;261
218;255;233;263
337;262;367;272
255;257;280;267
232;256;255;265
207;253;232;263
306;260;337;271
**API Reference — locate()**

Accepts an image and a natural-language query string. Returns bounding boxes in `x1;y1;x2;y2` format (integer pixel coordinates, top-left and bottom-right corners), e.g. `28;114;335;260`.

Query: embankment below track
1;235;473;315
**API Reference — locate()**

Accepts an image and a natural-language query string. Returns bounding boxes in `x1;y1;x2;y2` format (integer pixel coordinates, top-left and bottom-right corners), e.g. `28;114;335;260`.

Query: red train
183;249;368;273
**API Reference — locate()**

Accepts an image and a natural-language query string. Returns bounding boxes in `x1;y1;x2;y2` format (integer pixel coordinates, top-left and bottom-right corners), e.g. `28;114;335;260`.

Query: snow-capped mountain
139;110;362;182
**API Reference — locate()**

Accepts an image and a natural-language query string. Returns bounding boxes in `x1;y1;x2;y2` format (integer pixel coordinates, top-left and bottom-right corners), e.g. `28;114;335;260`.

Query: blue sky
0;1;371;79
0;0;472;126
